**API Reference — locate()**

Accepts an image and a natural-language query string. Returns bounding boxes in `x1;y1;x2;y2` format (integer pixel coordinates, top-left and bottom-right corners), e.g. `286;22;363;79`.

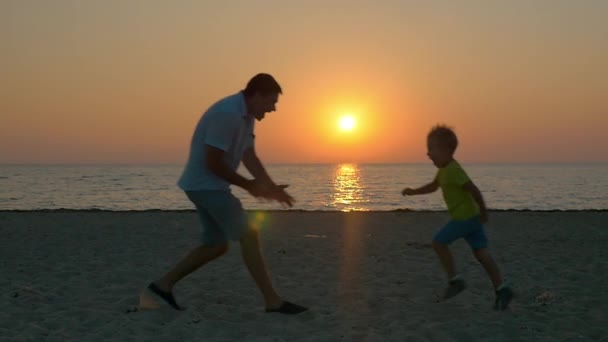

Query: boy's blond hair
428;124;458;153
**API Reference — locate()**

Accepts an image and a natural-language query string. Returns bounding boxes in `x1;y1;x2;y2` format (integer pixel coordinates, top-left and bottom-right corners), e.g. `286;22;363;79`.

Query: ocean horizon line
1;161;607;167
2;164;605;212
2;208;607;213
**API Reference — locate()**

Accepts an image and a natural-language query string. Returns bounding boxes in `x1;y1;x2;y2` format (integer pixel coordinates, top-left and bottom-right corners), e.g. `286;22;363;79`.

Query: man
146;73;308;314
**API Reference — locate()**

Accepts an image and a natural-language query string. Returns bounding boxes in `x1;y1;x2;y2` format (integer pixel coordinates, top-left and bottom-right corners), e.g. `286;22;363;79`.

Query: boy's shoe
443;278;466;300
494;286;514;311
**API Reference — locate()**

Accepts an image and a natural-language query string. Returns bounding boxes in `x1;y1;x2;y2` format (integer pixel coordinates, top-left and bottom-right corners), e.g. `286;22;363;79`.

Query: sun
338;116;356;131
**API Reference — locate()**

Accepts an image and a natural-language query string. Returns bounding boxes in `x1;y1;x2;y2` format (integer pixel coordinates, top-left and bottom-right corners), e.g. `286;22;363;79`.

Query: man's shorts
433;215;488;250
185;190;250;246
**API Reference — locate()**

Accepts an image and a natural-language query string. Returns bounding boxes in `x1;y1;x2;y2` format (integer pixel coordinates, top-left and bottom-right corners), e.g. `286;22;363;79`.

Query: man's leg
156;244;228;291
157;190;230;291
145;191;231;310
239;229;283;309
144;244;227;310
213;192;307;314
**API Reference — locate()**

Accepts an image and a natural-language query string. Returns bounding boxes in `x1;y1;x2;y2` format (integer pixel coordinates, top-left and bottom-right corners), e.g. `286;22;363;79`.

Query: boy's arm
402;179;439;196
463;181;488;223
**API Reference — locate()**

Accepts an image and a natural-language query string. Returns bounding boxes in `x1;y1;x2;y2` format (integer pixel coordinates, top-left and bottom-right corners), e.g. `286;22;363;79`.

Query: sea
0;163;606;211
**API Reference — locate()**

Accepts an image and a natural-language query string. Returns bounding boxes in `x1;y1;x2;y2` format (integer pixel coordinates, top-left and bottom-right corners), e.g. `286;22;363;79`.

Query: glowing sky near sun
1;1;607;164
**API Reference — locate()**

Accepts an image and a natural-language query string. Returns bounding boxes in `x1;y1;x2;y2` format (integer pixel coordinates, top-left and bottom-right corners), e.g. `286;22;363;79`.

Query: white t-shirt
178;92;255;191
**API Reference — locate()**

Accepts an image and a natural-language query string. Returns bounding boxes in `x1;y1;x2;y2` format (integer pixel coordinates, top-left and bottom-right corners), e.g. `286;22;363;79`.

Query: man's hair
243;73;282;97
428;124;458;153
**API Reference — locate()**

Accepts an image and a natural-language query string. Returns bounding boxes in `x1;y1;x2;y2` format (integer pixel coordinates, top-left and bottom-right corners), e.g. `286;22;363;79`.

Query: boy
401;124;513;310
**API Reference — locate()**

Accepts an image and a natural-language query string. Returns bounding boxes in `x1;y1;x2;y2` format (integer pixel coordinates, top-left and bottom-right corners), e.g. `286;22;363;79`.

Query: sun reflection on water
331;163;369;211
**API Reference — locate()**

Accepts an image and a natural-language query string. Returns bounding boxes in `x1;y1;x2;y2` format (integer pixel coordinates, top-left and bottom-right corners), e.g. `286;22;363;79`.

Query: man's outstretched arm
242;147;274;185
206;145;254;191
242;147;294;207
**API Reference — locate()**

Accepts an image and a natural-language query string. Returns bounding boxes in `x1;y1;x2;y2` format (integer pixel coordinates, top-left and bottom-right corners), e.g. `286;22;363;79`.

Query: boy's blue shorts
433;215;488;250
185;190;250;246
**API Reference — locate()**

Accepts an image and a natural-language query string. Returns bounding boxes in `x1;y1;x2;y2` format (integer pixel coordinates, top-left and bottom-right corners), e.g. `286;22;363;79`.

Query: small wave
0;197;21;202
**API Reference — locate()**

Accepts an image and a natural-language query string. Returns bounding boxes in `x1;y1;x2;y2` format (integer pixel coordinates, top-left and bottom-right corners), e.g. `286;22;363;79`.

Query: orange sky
1;1;607;164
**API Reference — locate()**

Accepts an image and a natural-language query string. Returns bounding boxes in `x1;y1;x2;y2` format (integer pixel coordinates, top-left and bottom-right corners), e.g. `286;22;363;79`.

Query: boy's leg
472;248;513;310
433;240;466;299
432;240;458;279
466;227;510;291
472;248;502;289
467;225;514;311
433;219;483;300
433;219;472;279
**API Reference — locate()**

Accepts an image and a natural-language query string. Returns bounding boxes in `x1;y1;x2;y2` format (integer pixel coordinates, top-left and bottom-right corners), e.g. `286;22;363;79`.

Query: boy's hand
401;188;416;196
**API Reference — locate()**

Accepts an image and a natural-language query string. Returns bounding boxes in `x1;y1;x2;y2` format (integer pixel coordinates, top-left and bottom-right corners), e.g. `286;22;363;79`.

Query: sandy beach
1;210;607;341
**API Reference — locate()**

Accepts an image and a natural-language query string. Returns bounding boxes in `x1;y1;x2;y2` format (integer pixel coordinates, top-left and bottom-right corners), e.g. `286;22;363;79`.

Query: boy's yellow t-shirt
435;160;479;220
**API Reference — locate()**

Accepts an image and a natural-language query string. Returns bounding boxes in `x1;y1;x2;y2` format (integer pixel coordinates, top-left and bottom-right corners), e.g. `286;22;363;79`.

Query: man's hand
401;188;417;196
244;179;264;198
266;184;295;208
245;181;295;207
